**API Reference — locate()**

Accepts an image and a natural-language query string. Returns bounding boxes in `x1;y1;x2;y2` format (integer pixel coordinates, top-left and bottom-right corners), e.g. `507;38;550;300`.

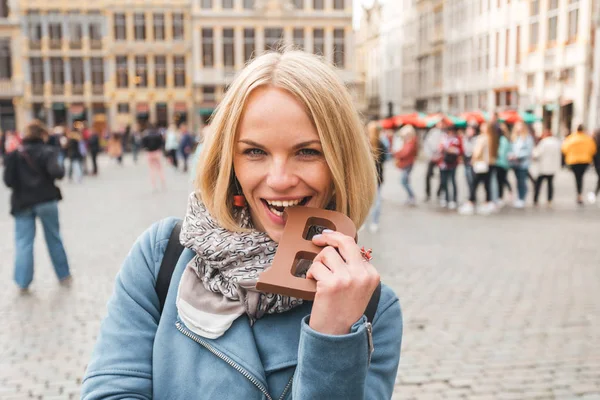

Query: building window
134;13;146;41
333;28;345;67
30;57;44;95
313;28;324;55
89;22;102;49
265;28;283;51
116;56;128;88
173;13;184;40
244;28;255;62
530;0;539;15
155;55;166;87
526;73;535;88
114;13;126;40
313;0;324;10
135;56;147;87
50;57;64;94
547;16;557;42
293;28;304;50
202;0;213;8
49;21;63;49
433;53;442;86
516;25;521;64
28;21;42;49
495;32;499;67
294;0;304;8
91;57;104;94
544;70;555;85
71;58;84;94
153;14;165;40
174;56;186;87
244;0;255;9
202;28;214;67
0;39;11;79
334;0;344;9
567;4;578;41
0;0;9;18
529;21;539;48
505;29;509;67
564;67;575;84
117;103;130;114
223;28;235;68
69;22;83;49
203;86;216;102
222;0;234;8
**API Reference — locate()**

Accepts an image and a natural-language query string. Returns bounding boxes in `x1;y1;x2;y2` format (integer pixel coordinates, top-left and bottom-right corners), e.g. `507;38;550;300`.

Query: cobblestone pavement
0;155;598;399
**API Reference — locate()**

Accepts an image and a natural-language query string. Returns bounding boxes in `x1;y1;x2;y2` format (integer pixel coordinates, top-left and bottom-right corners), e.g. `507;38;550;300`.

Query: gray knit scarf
176;193;303;339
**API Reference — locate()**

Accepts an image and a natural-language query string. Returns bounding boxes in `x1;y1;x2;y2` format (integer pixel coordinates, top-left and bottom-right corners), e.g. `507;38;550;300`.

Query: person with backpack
437;126;463;210
82;50;402;399
2;120;71;293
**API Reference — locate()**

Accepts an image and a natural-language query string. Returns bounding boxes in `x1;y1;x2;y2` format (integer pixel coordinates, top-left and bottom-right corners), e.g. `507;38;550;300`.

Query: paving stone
1;159;599;398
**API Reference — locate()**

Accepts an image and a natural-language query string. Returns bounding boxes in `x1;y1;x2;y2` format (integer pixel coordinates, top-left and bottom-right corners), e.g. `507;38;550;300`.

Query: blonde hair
196;50;377;232
367;121;380;151
511;121;528;142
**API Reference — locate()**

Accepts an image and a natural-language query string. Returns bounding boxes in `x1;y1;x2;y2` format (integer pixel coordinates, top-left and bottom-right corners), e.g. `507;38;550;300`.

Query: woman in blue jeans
2;120;71;292
394;125;418;206
508;122;534;209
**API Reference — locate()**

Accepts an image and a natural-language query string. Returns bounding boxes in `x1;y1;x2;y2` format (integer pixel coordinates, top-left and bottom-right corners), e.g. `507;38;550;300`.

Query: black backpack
155;221;381;323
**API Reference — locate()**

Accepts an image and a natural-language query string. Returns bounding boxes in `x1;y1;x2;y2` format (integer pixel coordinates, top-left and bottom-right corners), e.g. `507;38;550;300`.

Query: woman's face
233;86;333;243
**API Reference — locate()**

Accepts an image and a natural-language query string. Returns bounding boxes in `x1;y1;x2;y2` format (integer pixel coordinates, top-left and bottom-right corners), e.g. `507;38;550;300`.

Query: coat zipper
366;322;374;365
176;321;293;400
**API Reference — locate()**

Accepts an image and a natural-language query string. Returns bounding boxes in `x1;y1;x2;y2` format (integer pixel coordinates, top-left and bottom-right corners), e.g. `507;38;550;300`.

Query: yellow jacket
561;132;597;165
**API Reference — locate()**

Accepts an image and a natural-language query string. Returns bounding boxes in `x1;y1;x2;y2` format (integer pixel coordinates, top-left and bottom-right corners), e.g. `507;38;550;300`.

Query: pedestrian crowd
377;113;599;217
1;118;207;293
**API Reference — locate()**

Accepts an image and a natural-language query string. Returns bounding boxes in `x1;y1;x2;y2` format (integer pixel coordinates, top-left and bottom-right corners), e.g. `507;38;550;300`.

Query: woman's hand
306;230;380;335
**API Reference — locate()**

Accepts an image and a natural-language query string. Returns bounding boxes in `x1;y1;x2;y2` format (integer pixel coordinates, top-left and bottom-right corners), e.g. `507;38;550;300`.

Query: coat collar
175;249;312;387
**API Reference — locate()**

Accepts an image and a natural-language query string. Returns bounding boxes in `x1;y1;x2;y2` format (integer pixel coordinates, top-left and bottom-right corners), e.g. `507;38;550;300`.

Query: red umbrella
460;111;487;124
498;110;520;124
380;117;396;129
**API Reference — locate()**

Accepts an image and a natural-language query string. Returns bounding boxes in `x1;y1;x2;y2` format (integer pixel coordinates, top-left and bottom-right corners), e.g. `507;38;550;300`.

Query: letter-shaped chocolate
256;206;357;300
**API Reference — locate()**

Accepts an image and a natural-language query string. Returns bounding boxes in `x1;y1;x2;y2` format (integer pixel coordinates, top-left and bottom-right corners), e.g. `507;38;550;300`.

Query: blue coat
82;218;403;399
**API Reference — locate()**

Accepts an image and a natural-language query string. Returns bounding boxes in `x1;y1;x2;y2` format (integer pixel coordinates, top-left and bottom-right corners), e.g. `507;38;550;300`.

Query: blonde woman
364;121;388;233
508;121;534;208
394;124;418;206
83;51;402;399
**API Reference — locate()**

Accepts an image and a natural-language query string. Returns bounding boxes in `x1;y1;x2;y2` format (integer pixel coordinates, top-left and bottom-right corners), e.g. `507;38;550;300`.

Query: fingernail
312;234;322;239
323;229;335;233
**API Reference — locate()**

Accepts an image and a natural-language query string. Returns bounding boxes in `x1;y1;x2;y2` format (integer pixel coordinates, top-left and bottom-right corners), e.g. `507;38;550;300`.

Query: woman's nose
266;159;298;191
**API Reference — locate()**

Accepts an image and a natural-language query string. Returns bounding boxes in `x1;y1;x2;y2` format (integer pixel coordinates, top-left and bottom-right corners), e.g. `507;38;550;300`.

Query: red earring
233;194;246;208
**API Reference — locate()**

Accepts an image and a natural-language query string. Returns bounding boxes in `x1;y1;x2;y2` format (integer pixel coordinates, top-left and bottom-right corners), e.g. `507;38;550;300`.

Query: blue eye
298;149;321;157
244;148;266;157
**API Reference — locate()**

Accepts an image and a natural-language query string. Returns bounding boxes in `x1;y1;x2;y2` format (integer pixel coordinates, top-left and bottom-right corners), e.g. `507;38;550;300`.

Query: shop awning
174;102;188;113
52;103;65;111
136;103;150;115
198;107;215;116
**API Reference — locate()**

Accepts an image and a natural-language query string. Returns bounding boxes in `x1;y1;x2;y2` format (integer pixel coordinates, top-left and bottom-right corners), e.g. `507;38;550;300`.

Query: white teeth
271;209;283;217
266;199;303;207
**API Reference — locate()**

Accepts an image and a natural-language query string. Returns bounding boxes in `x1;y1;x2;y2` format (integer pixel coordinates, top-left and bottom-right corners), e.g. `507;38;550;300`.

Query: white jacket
533;136;562;175
423;128;443;160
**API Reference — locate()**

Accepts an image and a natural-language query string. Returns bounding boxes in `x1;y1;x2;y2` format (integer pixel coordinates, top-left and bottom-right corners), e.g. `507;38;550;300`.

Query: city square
0;156;599;399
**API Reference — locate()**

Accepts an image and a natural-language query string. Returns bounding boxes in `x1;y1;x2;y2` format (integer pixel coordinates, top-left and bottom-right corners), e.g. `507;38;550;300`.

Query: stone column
235;26;244;69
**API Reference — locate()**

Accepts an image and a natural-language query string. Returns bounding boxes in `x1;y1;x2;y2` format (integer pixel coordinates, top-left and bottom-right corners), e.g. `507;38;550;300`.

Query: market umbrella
446;115;468;128
394;112;427;127
460;111;488;124
379;117;396;130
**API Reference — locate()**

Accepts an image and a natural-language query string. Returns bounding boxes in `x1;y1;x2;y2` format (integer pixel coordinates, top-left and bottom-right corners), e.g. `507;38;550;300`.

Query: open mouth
261;197;311;217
